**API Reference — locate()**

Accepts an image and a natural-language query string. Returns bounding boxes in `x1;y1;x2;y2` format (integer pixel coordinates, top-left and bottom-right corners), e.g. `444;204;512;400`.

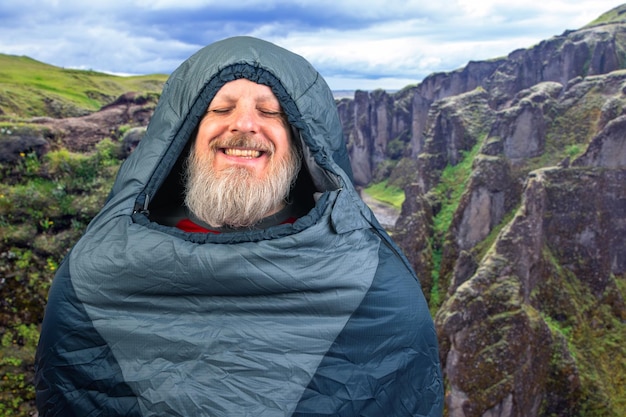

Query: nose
230;104;259;134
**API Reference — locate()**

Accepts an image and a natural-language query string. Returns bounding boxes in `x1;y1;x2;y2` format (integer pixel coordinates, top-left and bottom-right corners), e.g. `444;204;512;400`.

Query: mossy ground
536;248;626;416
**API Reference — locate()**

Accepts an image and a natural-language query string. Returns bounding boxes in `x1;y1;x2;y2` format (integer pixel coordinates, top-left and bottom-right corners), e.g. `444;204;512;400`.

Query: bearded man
35;37;444;417
182;79;304;231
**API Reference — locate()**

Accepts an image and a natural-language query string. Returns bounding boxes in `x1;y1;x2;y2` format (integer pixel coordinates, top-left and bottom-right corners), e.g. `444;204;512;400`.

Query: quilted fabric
35;36;443;416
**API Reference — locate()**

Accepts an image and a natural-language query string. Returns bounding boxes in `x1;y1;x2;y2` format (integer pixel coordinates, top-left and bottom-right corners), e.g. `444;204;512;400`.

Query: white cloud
0;0;624;90
272;0;625;89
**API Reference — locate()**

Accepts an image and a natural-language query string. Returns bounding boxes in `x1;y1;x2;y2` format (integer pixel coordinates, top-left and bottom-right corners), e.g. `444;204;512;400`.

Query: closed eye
257;108;285;118
209;108;232;114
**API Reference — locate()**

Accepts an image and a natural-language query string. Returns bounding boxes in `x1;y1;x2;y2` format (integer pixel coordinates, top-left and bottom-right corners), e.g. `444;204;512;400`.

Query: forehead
212;78;279;103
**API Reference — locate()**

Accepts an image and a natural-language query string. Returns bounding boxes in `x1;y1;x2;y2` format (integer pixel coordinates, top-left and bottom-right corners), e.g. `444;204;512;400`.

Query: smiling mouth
222;148;265;158
213;134;273;159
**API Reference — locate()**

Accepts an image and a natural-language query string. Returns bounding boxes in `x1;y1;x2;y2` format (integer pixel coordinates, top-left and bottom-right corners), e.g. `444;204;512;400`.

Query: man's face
185;79;301;228
194;78;293;181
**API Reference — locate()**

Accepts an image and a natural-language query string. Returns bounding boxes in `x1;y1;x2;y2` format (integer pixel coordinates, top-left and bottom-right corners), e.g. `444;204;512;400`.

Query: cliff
338;5;626;417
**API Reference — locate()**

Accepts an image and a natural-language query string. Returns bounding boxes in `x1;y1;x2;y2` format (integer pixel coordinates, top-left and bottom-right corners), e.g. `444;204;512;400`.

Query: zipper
133;193;150;215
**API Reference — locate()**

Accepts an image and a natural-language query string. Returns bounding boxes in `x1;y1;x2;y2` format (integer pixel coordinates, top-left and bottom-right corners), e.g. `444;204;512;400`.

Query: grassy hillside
0;54;168;118
584;3;626;28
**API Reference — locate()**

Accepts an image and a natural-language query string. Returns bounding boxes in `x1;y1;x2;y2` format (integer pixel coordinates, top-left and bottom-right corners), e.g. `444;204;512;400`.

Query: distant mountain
332;90;356;99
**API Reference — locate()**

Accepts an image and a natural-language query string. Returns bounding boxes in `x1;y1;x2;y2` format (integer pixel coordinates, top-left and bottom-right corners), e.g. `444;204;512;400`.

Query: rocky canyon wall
339;10;626;417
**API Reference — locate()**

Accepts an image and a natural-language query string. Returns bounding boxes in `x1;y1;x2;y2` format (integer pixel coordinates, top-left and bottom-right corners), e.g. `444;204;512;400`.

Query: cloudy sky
1;0;624;91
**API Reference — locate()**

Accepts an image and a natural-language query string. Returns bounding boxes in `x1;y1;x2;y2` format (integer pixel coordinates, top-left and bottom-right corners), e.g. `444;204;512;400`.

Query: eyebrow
214;93;280;104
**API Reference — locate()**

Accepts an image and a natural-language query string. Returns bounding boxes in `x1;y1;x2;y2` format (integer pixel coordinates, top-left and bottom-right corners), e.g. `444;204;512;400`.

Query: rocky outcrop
0;130;49;163
438;166;626;417
393;182;435;296
486;24;626;108
495;82;563;162
340;15;626;187
0;92;156;164
418;88;496;192
337;60;504;186
573;112;626;168
339;5;626;416
337;89;412;185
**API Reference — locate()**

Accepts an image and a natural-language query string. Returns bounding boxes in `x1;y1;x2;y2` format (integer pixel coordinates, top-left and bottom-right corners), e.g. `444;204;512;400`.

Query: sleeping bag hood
35;36;443;417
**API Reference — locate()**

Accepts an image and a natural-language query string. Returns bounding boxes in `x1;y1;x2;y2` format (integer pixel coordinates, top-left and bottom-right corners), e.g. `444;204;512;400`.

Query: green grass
432;141;483;238
429;238;442;314
427;138;485;311
0;53;167;117
363;180;405;209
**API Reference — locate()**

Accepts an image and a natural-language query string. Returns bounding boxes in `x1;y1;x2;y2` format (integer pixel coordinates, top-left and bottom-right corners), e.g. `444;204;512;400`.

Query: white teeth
224;148;262;158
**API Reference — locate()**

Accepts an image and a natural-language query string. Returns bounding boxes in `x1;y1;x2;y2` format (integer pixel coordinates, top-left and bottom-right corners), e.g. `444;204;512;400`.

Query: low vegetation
0;137;123;416
537;248;626;416
363;179;405;209
428;139;483;310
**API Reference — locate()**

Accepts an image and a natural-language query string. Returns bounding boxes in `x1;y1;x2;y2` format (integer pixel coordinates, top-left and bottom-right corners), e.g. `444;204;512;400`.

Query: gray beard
184;137;301;228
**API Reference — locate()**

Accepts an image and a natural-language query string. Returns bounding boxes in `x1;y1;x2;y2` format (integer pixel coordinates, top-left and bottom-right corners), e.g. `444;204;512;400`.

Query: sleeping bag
35;36;443;416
